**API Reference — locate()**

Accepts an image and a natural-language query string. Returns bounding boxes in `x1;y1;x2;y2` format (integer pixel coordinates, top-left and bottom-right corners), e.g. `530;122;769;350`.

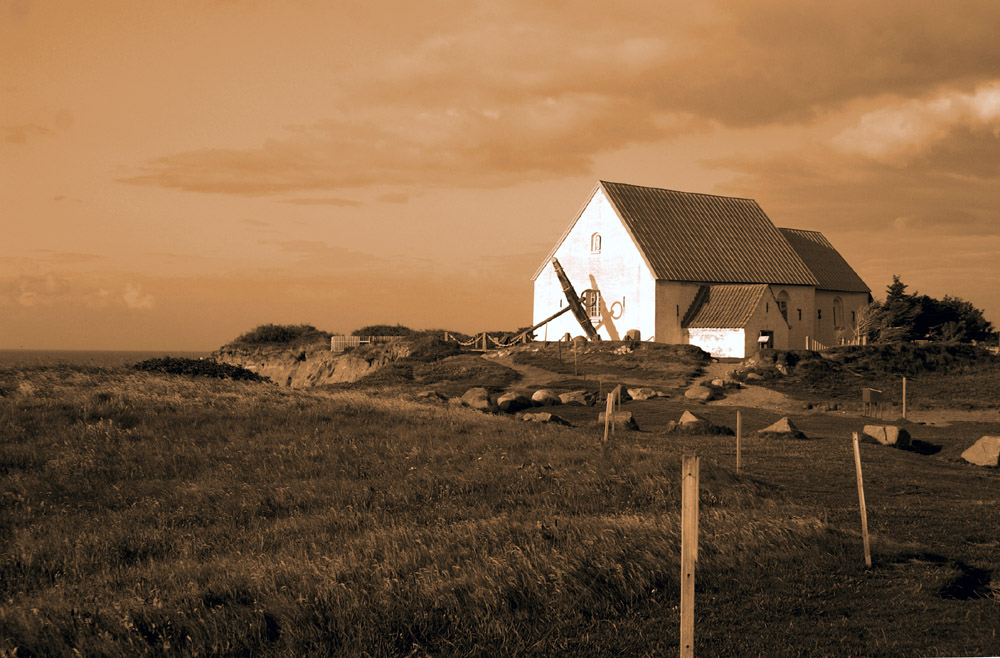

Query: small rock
684;385;716;402
416;390;447;403
775;364;788;375
522;412;571;426
598;410;639;430
862;425;911;448
757;416;807;439
960;436;1000;467
460;387;495;411
710;378;725;388
745;372;764;382
497;392;533;413
625;329;641;341
627;387;657;401
559;390;590;406
531;389;562;406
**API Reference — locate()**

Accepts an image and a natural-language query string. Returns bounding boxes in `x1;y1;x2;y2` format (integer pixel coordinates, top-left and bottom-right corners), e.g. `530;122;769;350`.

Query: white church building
531;181;871;358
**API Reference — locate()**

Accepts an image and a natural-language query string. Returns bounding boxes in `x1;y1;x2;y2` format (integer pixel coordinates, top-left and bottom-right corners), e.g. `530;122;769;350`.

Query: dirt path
483;353;562;390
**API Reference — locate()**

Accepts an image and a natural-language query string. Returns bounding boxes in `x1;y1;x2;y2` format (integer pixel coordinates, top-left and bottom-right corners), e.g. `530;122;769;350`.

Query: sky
2;0;999;350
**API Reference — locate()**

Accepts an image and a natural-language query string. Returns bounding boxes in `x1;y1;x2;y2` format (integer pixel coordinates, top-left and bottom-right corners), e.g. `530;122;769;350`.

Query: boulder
531;389;562;406
862;425;911;448
627;387;658;401
460;387;494;411
522;412;571;426
558;390;590;406
679;410;706;425
667;410;733;436
757;417;807;439
684;384;716;402
497;392;533;413
598;410;639;430
625;329;641;341
416;390;447;403
961;436;1000;467
745;372;765;382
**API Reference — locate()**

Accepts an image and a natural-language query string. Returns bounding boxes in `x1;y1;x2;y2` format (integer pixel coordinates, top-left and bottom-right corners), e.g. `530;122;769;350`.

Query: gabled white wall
532;188;657;341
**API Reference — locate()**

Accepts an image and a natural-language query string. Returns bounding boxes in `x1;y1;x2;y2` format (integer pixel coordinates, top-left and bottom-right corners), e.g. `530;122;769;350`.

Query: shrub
351;324;414;337
227;324;332;347
132;357;268;382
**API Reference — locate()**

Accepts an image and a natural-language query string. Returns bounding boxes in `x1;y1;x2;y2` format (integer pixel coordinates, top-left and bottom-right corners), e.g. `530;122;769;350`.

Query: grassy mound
512;342;708;391
132;357;268;381
755;344;1000;408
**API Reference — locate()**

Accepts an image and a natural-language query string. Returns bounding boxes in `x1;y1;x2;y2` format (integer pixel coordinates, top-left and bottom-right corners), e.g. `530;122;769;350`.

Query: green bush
228;324;331;347
351;324;414;337
132;357;268;382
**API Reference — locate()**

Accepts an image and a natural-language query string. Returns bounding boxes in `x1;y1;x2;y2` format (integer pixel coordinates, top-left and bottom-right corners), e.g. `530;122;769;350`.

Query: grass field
1;363;998;656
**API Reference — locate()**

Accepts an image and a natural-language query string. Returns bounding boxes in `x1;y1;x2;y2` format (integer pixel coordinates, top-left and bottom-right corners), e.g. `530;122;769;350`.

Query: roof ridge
600;180;757;203
779;227;822;235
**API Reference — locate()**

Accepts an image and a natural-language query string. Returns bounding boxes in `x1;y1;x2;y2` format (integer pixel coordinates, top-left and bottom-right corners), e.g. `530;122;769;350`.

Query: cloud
116;1;1000;197
122;283;154;309
30;249;104;265
2;123;51;144
377;192;408;204
834;82;1000;160
281;197;361;206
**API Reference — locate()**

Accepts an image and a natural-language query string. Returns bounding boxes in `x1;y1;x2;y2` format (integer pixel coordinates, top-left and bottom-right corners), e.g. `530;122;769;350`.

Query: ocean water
0;350;214;367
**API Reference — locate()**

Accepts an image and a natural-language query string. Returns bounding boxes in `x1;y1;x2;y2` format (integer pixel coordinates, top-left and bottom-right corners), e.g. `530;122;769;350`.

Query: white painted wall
532;188;657;341
687;328;745;358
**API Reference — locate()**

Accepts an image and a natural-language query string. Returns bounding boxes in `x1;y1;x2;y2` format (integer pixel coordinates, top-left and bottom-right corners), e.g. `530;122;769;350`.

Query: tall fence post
603;393;614;443
736;410;742;474
852;432;872;568
680;455;700;658
902;376;907;420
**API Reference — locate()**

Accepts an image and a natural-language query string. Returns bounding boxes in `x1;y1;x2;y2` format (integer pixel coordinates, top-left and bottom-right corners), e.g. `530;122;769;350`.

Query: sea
0;350;214;367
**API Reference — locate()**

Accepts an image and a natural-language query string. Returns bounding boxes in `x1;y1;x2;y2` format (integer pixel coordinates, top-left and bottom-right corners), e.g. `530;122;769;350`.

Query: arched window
591;233;602;254
833;297;844;329
776;290;790;321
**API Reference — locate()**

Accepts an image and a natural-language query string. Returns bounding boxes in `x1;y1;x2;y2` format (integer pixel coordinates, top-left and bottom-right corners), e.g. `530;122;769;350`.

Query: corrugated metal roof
600;181;819;286
683;284;770;329
779;228;870;293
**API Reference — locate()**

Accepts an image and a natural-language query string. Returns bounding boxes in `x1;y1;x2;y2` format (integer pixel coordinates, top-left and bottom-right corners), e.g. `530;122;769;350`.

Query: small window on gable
591;233;601;254
797;309;802;321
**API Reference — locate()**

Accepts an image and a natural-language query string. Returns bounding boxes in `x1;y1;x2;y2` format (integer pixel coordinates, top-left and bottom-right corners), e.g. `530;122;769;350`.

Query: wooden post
574;343;579;377
736;410;742;474
444;331;449;342
557;339;562;364
902;376;907;420
680;455;700;658
852;433;872;568
603;393;614;442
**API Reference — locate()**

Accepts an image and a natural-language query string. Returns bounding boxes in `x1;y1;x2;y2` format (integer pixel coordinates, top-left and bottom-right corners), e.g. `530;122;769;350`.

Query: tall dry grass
1;364;995;656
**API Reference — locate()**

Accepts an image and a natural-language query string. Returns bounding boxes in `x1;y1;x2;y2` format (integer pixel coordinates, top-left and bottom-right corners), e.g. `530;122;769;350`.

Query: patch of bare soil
707;384;801;413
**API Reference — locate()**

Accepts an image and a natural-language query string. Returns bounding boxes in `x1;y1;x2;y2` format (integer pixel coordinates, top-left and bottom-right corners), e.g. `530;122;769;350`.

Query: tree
862;275;994;343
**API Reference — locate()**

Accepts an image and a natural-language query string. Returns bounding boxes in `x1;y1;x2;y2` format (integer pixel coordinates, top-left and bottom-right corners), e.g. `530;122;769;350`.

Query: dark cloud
118;1;1000;197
